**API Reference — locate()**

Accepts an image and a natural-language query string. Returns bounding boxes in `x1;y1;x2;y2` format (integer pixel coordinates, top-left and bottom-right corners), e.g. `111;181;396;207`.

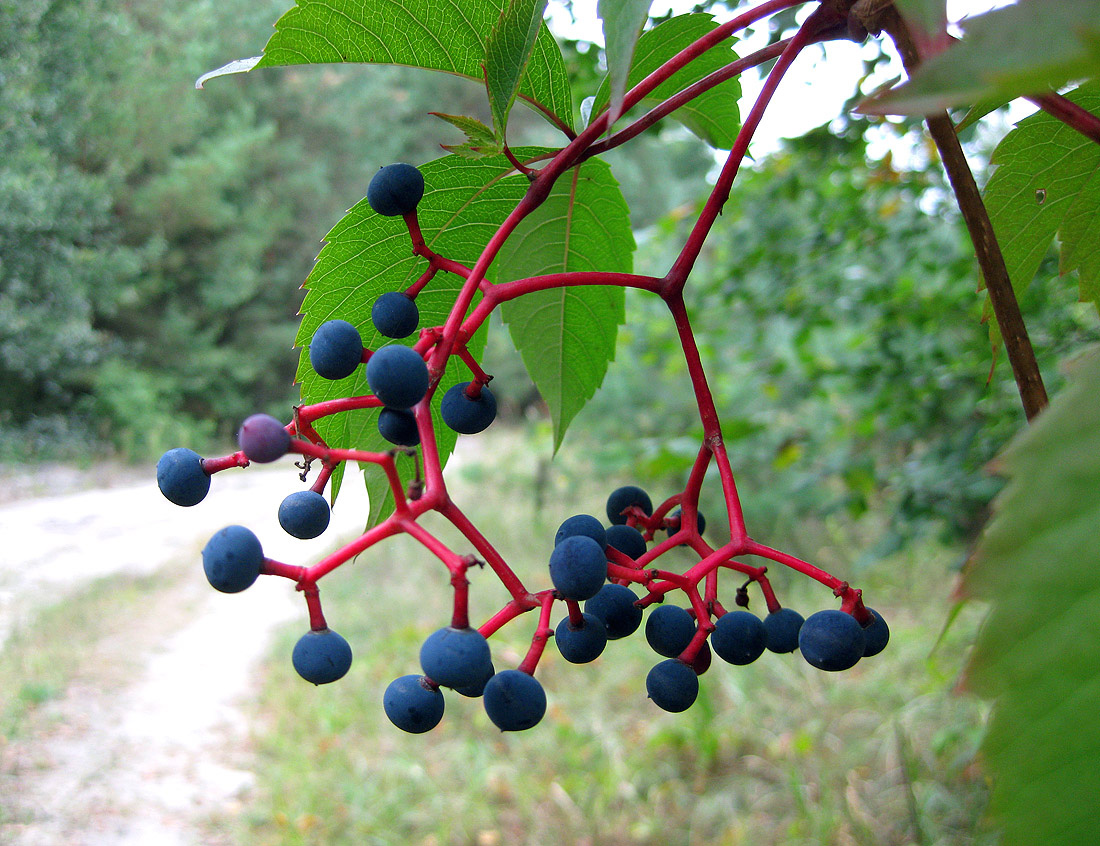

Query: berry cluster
157;158;888;734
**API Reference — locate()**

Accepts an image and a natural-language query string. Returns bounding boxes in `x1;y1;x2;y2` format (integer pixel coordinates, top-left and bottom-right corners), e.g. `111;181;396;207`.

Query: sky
544;0;1028;159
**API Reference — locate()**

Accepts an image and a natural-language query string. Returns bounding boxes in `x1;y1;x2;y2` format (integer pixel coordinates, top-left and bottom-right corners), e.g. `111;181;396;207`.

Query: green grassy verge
232;433;996;846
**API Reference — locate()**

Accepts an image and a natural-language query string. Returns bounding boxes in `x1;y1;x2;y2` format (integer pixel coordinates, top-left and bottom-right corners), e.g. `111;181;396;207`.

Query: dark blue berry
554;514;606;548
799;610;866;671
371;292;419;339
377;407;420;446
419;626;493;689
646;659;698;713
454;661;495;698
605;524;647;560
861;608;890;657
367;163;425;217
548;535;607;601
667;508;706;536
483;670;546;731
606;485;653;525
554;613;608;664
366;345;429;410
383;675;445;733
763;607;804;654
309;319;364;380
441;382;497;435
711;610;767;665
157;447;210;507
278;490;331;539
645;604;696;658
202;525;263;593
585;584;642;640
237;414;291;463
292;628;353;685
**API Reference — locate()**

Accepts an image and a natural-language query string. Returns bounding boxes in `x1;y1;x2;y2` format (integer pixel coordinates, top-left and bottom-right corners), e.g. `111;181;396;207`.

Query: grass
227;429;997;846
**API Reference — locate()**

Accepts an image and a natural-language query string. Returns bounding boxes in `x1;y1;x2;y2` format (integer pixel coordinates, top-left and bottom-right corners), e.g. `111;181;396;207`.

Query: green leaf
432;112;501;159
296;151;538;524
961;346;1100;845
485;0;549;140
496;159;635;450
982;82;1100;313
591;13;741;149
892;0;945;39
252;0;574;134
597;0;652;125
858;0;1100;116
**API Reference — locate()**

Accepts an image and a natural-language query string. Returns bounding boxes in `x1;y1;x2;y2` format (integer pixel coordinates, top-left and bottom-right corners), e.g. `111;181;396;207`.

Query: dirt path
0;458;375;845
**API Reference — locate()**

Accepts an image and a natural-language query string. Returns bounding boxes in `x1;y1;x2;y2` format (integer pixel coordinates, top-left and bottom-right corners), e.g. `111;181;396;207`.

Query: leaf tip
195;56;263;89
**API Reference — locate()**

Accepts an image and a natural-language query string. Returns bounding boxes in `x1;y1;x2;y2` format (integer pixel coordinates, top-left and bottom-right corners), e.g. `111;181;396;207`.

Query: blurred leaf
296;151;541;524
497;159;635;451
858;0;1100;115
961;346;1100;845
591;14;741;149
597;0;652;124
250;0;574;133
893;0;946;38
982;82;1100;314
954;94;1013;133
485;0;549;139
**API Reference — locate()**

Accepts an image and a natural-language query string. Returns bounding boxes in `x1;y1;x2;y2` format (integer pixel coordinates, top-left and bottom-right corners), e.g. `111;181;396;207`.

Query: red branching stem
201;451;249;474
309;460;336;495
456;346;491;388
402;519;465;573
480;593;543;638
406;266;439;298
517;93;577;141
414;403;447;493
297;395;382;426
745;539;845;590
664;293;749;542
679;625;712;665
838;586;870;625
261;558;307;581
304;516;406;582
1030;92;1100;146
300;582;327;631
607;562;653;584
450;562;471;629
503;145;536;177
585;39;792;159
666;14;814;289
517;592;556;675
437;499;529;601
565;599;585;627
754;573;780;613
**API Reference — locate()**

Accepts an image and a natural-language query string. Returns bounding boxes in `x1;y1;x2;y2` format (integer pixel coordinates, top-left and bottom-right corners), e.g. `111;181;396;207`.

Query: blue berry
548;535;607;601
377;407;420;446
606;485;653;525
367;163;425;217
667;508;706;535
309;319;364;380
763;607;804;654
202;525;263;593
278;490;331;539
554;613;608;664
646;659;698;713
645;604;696;658
237;414;291;463
366;345;429;410
585;584;642;640
371;292;419;339
711;610;767;665
454;661;495;698
861;608;890;657
483;670;546;731
292;628;353;685
419;626;493;689
605;524;647;560
799;610;866;671
554;514;606;548
383;675;445;733
156;447;210;507
441;382;497;435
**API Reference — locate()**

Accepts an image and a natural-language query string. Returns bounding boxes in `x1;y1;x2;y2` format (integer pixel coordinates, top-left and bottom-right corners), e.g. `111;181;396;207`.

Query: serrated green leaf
433;113;501;159
598;0;652;125
961;346;1100;845
485;0;549;139
591;13;741;149
252;0;574;134
297;151;538;523
496;159;635;450
983;82;1100;316
858;0;1100;116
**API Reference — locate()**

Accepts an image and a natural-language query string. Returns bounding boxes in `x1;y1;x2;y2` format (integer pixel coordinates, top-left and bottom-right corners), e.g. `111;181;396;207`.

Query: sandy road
0;457;374;845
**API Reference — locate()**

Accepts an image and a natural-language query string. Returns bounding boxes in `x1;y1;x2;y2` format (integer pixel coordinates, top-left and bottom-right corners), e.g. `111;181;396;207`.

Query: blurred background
2;0;1097;843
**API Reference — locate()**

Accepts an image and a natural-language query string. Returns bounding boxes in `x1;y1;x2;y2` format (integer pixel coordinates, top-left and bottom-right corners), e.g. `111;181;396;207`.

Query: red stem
517;593;556;675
